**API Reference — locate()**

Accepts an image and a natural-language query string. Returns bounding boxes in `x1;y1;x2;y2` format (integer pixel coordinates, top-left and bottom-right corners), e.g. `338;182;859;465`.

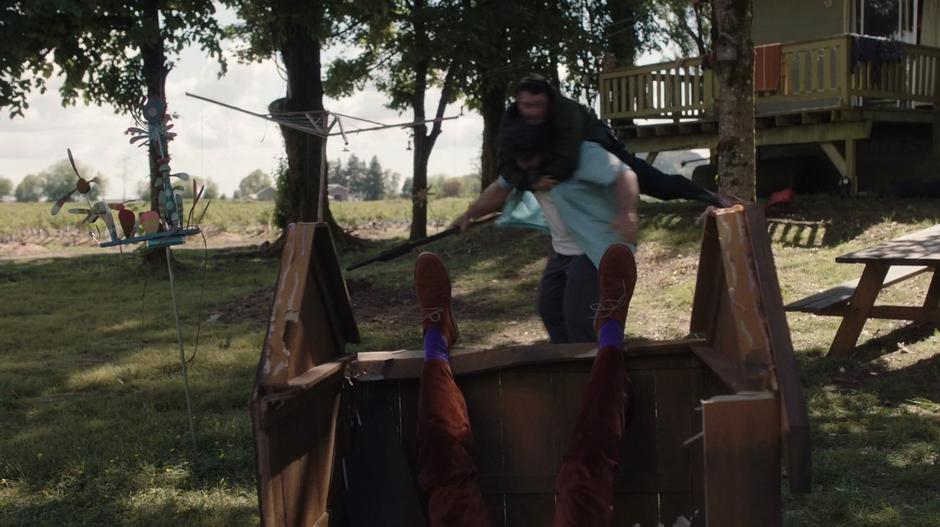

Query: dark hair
514;73;554;97
498;118;549;158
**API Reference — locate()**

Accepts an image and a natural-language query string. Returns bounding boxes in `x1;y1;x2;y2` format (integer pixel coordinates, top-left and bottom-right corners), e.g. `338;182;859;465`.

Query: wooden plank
462;374;504;475
660;493;696;527
620;369;658;474
500;371;556;478
505;494;555;526
638;73;646;111
829;263;890;356
484;495;506;527
550;371;590;465
690;216;723;338
714;209;774;369
744;206;812;493
478;470;692;494
836;225;940;265
785;265;929;313
703;393;781;527
846;138;857;195
655;369;696;474
350;338;706;381
690;345;748;392
924;269;940;309
867;306;940;323
820;142;847;177
611;493;659;527
655;369;698;523
398;380;420;472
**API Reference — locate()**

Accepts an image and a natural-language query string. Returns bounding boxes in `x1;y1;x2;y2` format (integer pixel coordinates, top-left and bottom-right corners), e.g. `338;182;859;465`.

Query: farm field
0;196;938;526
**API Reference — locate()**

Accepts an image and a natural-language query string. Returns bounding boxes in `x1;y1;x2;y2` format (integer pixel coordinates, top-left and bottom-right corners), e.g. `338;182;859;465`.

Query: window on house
851;0;919;43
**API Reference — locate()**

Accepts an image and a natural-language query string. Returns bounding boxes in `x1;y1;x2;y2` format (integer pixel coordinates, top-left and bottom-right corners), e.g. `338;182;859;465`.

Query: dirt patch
0;225;275;260
211;289;273;328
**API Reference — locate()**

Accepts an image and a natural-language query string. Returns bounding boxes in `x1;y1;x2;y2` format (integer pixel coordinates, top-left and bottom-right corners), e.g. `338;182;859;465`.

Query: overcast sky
0;39;485;199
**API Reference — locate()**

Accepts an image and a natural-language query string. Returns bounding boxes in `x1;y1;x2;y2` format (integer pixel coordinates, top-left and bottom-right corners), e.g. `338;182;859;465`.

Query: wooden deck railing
599;58;716;119
599;34;940;121
849;42;940;105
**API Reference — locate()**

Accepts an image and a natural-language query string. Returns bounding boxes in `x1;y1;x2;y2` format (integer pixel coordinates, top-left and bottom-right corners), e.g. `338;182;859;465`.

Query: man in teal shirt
453;120;639;343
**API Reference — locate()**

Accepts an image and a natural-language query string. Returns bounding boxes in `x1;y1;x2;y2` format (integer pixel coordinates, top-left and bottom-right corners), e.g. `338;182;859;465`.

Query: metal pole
166;247;197;452
317;117;336;223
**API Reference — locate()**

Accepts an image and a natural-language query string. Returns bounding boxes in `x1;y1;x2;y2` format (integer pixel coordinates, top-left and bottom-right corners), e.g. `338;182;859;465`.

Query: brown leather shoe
414;252;459;349
593;244;638;335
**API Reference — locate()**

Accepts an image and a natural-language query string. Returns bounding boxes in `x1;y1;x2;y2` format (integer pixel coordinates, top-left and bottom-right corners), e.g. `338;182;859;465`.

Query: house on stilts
600;0;940;195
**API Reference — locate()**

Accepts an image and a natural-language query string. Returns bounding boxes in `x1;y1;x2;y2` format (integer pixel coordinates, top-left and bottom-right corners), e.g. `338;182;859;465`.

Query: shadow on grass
788;335;940;526
0;249;277;525
767;196;940;248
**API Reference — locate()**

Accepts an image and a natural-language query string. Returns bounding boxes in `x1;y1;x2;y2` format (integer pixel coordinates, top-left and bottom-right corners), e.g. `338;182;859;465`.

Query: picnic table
786;224;940;356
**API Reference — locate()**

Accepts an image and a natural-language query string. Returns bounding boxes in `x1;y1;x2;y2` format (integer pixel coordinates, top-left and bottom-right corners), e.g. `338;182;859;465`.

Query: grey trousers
537;252;599;343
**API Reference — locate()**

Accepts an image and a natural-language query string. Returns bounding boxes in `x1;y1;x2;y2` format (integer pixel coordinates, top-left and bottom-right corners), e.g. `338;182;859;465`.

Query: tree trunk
606;0;640;67
411;124;430;240
274;15;344;240
139;0;170;265
140;0;167;215
479;84;505;189
711;0;756;202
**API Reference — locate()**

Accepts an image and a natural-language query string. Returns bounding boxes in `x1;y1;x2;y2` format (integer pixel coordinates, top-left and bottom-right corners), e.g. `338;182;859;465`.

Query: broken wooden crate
251;206;811;527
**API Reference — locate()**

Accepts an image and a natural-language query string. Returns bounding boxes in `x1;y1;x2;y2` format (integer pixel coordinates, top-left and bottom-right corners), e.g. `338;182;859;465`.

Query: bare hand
451;213;472;232
531;176;558;192
611;212;639;245
714;192;739;208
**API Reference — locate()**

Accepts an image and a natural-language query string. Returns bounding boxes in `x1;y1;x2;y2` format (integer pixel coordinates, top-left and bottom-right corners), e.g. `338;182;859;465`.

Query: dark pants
622;152;720;206
417;346;628;527
537;253;598;343
599;126;722;206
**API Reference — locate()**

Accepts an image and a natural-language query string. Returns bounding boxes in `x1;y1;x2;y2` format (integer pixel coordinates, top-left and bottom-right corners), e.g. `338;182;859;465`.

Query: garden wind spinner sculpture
54;96;205;452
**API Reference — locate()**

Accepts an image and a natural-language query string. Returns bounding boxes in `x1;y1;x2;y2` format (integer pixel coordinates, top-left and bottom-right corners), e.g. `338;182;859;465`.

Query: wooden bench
785;265;928;315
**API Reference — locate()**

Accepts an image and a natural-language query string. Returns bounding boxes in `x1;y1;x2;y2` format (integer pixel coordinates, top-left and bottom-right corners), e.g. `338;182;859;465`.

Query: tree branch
429;63;455;139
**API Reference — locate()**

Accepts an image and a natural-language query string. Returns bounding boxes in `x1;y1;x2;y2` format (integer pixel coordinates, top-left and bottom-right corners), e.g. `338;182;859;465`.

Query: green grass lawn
1;197;939;526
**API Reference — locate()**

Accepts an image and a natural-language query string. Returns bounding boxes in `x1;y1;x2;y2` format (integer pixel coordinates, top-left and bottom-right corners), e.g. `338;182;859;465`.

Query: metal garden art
52;96;206;452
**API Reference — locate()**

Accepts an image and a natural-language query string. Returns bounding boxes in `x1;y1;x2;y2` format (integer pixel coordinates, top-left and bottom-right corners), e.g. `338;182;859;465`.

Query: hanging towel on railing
755;43;782;92
850;34;906;82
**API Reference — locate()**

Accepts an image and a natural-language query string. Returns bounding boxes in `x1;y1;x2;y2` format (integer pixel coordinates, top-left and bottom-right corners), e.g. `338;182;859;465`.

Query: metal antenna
166;248;197;452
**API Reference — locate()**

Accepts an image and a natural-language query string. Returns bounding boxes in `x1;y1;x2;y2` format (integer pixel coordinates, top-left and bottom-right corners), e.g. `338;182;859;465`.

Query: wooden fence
599;34;940;121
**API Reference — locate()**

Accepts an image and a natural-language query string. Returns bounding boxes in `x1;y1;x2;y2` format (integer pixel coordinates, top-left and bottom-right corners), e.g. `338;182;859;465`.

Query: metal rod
184;92;329;138
166;247;197;452
333;114;460;136
328;111;385;126
317;118;336;223
184;92;459;139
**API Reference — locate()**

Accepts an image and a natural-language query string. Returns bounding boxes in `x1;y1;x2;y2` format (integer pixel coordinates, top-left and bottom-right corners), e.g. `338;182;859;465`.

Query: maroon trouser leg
417;359;491;527
552;346;627;527
417;348;627;527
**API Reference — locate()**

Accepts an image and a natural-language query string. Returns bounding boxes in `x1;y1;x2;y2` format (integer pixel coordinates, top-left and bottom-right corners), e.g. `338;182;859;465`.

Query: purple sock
423;327;450;362
598;320;625;350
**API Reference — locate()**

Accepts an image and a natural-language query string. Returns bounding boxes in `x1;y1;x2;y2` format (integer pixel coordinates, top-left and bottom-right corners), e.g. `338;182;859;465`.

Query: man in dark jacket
499;75;728;207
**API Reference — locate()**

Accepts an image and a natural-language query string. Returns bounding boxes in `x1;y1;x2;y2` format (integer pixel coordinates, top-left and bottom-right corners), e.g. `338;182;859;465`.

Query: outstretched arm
451;180;511;231
610;167;640;245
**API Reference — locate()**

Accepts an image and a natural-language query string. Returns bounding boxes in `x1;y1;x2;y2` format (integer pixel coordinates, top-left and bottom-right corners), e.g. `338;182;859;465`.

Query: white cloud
0;43;483;199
